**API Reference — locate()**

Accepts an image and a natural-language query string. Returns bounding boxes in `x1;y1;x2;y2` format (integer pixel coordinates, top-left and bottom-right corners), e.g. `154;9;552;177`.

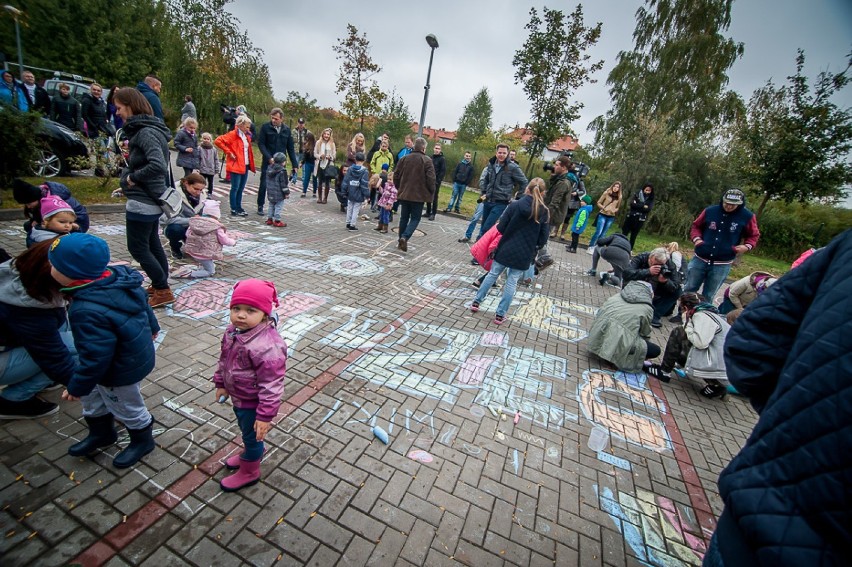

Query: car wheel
31;145;64;178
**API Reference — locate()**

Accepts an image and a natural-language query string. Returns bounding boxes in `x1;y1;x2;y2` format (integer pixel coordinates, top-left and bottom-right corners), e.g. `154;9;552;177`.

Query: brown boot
145;285;154;295
381;224;389;234
149;287;175;308
398;237;408;252
374;223;383;232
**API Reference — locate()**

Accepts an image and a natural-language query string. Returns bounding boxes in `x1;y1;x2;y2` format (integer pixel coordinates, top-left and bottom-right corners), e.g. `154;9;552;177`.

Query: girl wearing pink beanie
174;199;236;278
26;196;77;247
213;279;288;492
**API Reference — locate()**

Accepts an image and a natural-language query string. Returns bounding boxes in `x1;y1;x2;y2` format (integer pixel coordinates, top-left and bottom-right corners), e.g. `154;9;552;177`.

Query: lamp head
425;34;439;49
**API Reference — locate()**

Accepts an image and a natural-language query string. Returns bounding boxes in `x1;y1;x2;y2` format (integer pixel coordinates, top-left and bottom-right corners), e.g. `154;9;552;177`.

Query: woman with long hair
314;128;336;204
588;181;623;254
300;131;317;198
468;178;550;325
113;87;174;307
215;114;256;216
346;132;366;166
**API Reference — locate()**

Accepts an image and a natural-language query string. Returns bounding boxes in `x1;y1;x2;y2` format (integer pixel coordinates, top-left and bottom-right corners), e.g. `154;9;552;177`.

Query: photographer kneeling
622;247;682;327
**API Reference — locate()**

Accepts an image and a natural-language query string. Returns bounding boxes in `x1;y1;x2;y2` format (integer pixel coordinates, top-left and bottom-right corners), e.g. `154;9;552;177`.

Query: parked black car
32;117;89;177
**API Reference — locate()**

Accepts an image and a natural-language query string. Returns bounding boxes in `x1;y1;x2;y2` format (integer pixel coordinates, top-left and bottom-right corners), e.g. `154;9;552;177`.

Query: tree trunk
756;192;771;220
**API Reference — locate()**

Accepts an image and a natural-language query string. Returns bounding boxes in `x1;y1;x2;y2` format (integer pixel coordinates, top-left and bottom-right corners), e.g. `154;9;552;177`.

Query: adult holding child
215;114;256;217
113;87;175;308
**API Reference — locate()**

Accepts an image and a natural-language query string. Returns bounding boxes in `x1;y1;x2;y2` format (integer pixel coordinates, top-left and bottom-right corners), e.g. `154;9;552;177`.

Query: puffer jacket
197;144;219;176
393;150;436;203
0;260;75;386
184;216;235;261
377;181;397;209
715;229;852;566
213;318;288;422
174;128;199;169
587;281;654;371
121;114;172;206
370;149;394;174
479;156;529;203
470;225;502;272
596;233;632;255
492;194;549;270
215;129;256;175
683;309;729;382
63;265;160;397
265;163;290;203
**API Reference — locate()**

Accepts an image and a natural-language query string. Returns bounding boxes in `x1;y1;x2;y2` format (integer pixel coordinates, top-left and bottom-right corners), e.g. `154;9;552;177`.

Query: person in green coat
587;280;660;371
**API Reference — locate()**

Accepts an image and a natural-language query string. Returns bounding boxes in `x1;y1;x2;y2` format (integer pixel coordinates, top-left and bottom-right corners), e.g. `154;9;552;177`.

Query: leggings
126;217;169;289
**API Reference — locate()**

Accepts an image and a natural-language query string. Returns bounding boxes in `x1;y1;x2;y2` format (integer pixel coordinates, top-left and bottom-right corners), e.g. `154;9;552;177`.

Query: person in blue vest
684;189;760;306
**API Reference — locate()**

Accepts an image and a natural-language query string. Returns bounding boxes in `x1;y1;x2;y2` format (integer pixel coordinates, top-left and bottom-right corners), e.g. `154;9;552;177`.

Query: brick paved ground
0;173;757;566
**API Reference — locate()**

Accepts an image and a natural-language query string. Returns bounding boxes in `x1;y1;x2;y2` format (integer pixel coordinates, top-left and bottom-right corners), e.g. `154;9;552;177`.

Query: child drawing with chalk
213;279;288;492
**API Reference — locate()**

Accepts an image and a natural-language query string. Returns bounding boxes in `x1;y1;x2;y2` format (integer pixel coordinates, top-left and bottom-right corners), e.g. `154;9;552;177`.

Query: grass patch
1;176;122;208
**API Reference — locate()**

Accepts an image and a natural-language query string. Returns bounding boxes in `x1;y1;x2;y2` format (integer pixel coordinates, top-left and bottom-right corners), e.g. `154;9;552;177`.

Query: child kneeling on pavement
50;234;159;468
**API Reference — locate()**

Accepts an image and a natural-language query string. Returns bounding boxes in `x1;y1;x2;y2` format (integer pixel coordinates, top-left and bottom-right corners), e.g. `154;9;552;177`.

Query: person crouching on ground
214;279;287;492
343;151;370;230
586;231;632;287
265;152;291;227
50;234;159;468
587;280;659;372
176;200;236;278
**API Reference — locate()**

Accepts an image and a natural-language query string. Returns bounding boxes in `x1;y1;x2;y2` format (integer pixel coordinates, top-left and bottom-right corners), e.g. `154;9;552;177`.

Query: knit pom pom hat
230;279;279;316
40;195;75;220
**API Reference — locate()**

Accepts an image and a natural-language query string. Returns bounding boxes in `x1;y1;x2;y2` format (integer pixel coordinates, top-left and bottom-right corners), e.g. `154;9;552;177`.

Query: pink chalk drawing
226;230;256;240
170;279;234;320
479;331;508;347
407;450;434;463
275;292;328;320
456;355;496;386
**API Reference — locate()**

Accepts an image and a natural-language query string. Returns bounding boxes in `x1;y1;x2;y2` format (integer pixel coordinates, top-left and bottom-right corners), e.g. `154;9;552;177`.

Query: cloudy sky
229;0;851;144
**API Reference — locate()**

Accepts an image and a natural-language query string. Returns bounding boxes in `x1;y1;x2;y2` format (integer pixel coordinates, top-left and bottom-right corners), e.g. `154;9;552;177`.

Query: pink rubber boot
220;458;260;492
225;453;243;470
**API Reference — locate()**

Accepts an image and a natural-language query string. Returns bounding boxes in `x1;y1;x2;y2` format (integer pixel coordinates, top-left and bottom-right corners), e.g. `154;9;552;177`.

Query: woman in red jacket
215;115;256;216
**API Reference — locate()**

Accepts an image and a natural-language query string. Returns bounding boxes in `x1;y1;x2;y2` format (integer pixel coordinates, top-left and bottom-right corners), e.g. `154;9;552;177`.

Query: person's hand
152;332;158;341
269;158;274;165
215;388;229;402
657;273;669;283
254;420;271;441
733;245;749;254
643;205;649;210
230;153;237;160
648;264;662;276
186;148;193;153
126;177;135;187
694;239;704;247
72;222;80;231
61;389;80;402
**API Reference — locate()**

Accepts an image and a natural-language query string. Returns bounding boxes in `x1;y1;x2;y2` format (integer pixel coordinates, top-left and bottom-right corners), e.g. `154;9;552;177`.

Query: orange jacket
215;129;256;174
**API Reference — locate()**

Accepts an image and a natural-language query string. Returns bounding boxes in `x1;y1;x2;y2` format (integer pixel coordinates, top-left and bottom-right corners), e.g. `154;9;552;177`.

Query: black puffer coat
714;229;852;566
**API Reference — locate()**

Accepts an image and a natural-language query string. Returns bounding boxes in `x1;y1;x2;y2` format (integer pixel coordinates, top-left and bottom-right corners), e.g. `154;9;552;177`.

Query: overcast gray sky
230;0;851;144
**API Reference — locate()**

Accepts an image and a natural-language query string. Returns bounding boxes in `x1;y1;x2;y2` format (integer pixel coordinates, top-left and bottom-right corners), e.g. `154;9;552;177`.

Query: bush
0;110;41;188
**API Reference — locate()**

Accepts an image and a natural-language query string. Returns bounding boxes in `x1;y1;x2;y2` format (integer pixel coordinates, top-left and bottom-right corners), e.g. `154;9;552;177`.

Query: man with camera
623;247;682;327
477;144;528;239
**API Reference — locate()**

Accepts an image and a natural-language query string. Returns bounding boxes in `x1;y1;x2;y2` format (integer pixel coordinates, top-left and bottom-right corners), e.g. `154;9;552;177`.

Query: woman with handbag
215;115;256;216
113;88;175;308
314;128;336;204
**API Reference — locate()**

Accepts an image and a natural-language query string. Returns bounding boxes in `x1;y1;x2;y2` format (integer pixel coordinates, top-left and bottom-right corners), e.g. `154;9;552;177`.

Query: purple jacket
213;319;287;422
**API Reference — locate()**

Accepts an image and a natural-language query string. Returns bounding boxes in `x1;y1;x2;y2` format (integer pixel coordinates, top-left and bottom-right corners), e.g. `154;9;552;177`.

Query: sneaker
301;193;306;198
494;314;505;325
470;280;481;289
0;397;59;420
170;243;184;260
454;209;461;214
470;301;480;313
586;269;596;277
669;314;683;324
230;211;239;217
237;210;248;217
470;259;479;266
599;272;609;286
651;318;662;328
265;218;274;226
458;237;470;243
698;383;727;400
257;208;264;216
171;266;194;279
273;220;286;227
428;215;436;221
347;225;358;231
587;246;595;255
644;363;671;383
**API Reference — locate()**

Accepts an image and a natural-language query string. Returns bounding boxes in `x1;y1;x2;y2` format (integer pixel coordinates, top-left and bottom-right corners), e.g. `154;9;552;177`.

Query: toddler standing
197;132;220;196
178;200;236;278
50;233;159;468
27;196;78;246
342;152;370;230
375;171;397;234
566;194;593;253
214;279;287;491
265;152;290;227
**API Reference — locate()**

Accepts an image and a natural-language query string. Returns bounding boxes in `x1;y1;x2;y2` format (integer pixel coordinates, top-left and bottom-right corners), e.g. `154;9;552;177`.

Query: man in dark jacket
706;229;851;567
21;71;50;115
50;83;83;132
81;83;110;138
426;143;446;220
544;155;572;238
256;108;299;216
623;247;682;327
447;151;474;213
477;144;528;239
393;137;436;252
136;75;164;121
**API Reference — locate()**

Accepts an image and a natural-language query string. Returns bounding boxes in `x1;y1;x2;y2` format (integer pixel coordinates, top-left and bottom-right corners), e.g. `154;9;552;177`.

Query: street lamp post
3;5;24;79
417;34;439;139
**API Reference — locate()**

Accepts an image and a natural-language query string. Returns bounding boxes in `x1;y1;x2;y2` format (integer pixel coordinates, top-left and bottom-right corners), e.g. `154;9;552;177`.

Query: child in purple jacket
213;279;288;492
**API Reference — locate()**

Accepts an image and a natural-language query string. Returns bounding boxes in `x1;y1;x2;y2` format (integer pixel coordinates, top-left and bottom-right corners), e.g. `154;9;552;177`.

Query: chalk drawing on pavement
88;225;126;236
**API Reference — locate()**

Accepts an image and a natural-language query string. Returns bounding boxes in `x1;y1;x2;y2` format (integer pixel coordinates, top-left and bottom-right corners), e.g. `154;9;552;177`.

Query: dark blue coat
715;229;852;566
136;81;163;120
44;181;90;233
493;194;549;270
257;121;299;168
64;265;160;397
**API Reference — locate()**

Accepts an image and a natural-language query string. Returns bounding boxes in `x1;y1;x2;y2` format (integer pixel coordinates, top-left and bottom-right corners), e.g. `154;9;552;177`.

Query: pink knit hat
230;279;279;315
40;195;75;220
202;199;221;218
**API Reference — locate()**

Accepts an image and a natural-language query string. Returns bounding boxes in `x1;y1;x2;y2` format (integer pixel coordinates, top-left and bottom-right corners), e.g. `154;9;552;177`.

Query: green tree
372;89;414;145
333;24;386;132
591;0;744;149
512;6;603;175
279;91;320;126
456;87;493;142
731;50;852;218
0;110;41;188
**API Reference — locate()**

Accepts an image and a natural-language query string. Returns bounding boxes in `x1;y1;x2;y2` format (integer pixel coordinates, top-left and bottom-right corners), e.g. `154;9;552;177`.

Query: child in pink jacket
214;279;288;491
177;200;236;278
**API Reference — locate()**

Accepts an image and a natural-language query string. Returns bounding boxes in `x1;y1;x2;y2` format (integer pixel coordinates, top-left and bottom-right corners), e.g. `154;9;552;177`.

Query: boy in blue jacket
49;233;160;469
342;151;370;230
566;194;593;253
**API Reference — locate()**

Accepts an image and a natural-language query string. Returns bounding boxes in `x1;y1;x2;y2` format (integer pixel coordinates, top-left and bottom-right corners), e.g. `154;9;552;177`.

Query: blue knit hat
48;233;110;280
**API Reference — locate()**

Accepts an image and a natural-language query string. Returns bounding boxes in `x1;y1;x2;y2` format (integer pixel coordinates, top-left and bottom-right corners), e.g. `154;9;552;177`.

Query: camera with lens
659;266;673;279
220;104;236;115
543;151;590;178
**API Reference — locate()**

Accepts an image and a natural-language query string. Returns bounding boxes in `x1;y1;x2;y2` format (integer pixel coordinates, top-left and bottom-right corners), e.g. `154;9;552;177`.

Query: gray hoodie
121;114;173;216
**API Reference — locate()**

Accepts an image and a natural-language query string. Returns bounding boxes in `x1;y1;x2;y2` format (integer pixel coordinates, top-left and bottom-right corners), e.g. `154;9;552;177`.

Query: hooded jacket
453;160;475;185
216;128;256;175
683;308;730;382
265;163;290;203
0;260;75;385
626;188;655;223
184;216;235;261
50;93;83;131
136;81;164;120
723;272;774;309
63;265;160;397
595;232;633;255
121;114;172;211
369;149;394;174
479;156;529;203
213;319;287;422
0;77;28;110
587;281;654;371
342;164;370;203
81;92;109;137
690;197;760;264
197;144;219;176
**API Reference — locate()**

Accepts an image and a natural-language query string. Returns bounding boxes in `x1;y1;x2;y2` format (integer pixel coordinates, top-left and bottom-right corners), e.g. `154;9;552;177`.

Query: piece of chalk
218;395;227;403
488;406;499;418
373;425;389;445
513;411;521;424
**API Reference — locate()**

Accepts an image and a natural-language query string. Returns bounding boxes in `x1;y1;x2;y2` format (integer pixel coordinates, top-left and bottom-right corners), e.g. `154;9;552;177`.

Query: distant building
507;127;580;160
410;123;457;145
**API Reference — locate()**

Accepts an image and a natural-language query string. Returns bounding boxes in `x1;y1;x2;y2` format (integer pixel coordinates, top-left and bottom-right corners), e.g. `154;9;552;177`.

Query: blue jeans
684;257;732;302
478;202;509;239
229;171;248;213
718;297;736;314
447;183;466;211
473;260;525;317
302;163;316;195
234;407;264;461
589;214;615;247
269;199;285;221
465;202;484;239
398;200;424;240
0;327;76;401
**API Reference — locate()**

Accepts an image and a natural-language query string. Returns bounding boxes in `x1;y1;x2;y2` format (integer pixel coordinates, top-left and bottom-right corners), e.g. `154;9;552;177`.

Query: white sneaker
586;246;595;255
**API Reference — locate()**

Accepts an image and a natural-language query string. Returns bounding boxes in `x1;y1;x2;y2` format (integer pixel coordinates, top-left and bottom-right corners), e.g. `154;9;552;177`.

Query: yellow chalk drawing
511;295;594;342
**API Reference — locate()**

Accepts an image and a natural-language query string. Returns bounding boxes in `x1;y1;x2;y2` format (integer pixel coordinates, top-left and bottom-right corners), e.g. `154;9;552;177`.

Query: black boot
68;414;118;456
113;420;155;469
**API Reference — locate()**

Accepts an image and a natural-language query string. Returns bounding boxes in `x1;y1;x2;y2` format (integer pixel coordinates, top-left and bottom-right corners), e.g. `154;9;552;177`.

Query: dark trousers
425;183;440;217
661;326;690;372
645;340;662;359
398;200;424;240
622;216;645;248
202;174;214;194
182;167;194;178
234;407;263;461
257;161;270;210
126;217;169;289
652;287;682;321
163;223;188;253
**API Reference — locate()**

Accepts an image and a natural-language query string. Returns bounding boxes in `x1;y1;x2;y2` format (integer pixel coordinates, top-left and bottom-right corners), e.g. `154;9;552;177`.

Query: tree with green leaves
456;87;493;142
280;91;320;125
591;0;744;149
512;6;603;175
333;24;386;132
731;50;852;218
372;89;414;145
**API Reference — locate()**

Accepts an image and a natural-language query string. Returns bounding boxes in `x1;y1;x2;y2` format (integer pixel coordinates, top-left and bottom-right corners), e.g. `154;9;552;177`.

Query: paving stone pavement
0;177;758;566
